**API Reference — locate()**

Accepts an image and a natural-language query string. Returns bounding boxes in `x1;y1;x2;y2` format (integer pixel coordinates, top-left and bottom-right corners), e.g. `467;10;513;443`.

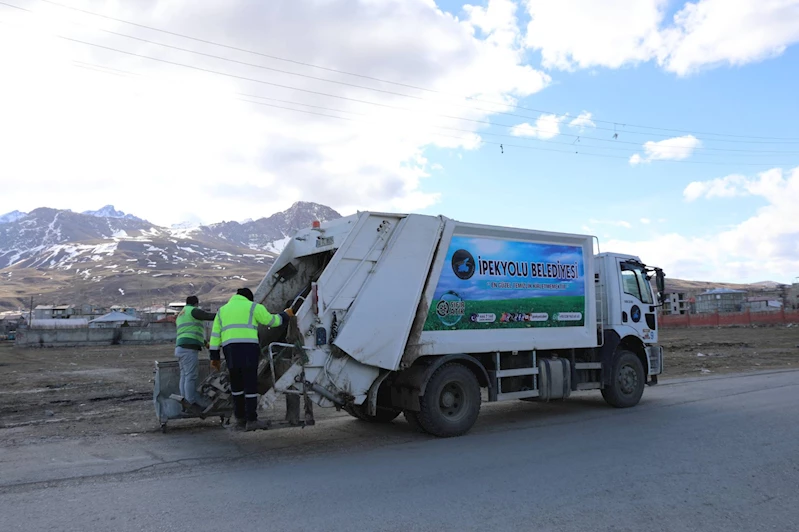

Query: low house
33;304;75;320
109;305;137;317
139;306;179;322
89;311;142;328
747;297;783;312
695;288;746;313
0;314;25;334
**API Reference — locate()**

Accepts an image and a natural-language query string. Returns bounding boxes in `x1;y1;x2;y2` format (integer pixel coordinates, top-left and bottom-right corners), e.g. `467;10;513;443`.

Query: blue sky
0;0;797;283
416;1;799;284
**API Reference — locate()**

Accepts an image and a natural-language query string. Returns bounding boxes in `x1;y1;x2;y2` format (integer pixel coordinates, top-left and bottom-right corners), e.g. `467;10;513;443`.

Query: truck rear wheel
345;403;401;423
601;349;645;408
417;363;481;437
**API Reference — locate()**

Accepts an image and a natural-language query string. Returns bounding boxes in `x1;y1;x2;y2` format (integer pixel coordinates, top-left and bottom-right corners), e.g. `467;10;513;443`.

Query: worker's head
186;295;199;306
236;288;254;301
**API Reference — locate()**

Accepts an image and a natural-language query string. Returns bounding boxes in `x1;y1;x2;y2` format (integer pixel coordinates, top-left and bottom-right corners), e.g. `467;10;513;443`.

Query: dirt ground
1;325;797;447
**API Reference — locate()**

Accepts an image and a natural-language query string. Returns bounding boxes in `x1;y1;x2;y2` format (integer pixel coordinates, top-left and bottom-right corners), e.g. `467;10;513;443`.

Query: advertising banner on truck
423;235;586;331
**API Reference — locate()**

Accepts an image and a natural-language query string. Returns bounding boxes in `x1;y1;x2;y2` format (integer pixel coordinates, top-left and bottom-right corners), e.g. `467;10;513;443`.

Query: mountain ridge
0;201;341;310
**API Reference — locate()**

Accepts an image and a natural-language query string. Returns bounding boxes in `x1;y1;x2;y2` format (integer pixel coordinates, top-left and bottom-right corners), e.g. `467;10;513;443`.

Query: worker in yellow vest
209;288;293;431
174;295;216;415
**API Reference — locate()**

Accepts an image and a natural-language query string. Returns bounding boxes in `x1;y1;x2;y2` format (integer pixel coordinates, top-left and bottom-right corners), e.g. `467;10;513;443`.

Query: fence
15;323;176;347
660;309;799;328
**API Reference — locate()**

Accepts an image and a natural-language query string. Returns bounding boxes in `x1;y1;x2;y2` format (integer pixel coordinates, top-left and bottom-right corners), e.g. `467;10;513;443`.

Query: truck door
618;260;658;343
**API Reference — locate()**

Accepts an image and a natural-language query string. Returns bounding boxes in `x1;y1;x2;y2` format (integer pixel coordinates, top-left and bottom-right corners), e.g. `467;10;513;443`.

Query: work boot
227;417;246;432
245;419;271;432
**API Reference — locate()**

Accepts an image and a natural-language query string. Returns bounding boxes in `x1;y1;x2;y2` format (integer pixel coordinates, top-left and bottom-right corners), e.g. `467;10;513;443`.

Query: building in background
695;288;747;313
32;305;75;320
789;282;799;310
747;297;783;312
0;313;25;335
662;292;689;315
109;305;137;317
89;311;142;328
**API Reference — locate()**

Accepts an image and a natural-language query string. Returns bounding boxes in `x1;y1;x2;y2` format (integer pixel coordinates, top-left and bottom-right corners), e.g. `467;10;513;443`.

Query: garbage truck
177;211;666;438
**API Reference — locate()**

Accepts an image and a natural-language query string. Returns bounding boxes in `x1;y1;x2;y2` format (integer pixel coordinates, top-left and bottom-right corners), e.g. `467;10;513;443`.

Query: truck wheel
417;363;481;437
345;403;401;423
601;349;645;408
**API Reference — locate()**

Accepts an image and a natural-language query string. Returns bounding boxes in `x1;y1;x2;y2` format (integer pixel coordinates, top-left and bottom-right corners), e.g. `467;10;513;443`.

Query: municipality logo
451;249;475;280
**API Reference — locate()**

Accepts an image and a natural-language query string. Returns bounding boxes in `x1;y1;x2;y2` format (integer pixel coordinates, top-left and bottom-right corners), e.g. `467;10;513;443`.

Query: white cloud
660;0;799;76
524;0;666;71
0;0;550;226
511;113;566;139
683;174;747;201
568;111;596;131
606;166;799;283
629;135;701;164
523;0;799;76
640;218;651;224
683;168;788;201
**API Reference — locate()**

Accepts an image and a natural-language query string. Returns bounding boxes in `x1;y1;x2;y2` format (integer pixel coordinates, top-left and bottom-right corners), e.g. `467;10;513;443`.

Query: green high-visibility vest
176;305;205;345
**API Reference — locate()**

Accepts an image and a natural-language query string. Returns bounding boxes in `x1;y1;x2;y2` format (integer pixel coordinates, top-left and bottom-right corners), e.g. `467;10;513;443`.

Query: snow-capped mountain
0;210;27;224
202;201;341;253
0;202;341;309
81;205;143;221
0;202;340;270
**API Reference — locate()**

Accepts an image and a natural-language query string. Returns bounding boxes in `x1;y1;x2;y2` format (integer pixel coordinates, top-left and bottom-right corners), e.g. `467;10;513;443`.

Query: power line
56;52;798;162
4;14;798;163
2;9;797;166
17;0;799;143
237;98;799;166
3;6;798;157
238;93;799;157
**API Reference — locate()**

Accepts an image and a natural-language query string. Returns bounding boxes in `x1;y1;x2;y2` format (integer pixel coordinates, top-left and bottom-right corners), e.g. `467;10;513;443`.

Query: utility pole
28;295;33;325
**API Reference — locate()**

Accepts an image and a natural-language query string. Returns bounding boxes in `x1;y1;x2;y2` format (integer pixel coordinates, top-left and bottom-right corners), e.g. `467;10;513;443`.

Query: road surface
1;370;798;531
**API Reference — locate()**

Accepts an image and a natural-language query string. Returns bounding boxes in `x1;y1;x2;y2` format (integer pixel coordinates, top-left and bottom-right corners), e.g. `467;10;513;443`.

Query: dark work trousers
223;343;260;422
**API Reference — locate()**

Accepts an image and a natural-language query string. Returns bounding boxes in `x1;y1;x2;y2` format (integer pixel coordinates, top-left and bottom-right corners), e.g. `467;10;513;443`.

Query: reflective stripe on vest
216;298;273;347
176;305;204;343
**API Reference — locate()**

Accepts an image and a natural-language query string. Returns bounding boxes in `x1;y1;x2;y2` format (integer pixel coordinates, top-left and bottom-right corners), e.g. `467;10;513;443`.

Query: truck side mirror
656;269;665;304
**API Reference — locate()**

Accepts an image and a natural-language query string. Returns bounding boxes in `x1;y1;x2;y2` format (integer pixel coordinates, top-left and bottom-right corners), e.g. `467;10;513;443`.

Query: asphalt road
1;370;798;532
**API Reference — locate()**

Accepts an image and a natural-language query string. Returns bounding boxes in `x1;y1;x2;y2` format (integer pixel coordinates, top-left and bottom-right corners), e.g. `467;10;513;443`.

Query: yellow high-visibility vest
210;294;282;348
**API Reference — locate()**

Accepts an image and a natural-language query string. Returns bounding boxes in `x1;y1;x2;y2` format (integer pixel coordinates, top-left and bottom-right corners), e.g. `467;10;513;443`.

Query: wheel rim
617;365;638;395
439;381;469;422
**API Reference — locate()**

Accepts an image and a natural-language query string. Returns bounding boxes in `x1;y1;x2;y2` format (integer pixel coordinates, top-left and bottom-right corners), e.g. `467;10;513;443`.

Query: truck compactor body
233;211;665;437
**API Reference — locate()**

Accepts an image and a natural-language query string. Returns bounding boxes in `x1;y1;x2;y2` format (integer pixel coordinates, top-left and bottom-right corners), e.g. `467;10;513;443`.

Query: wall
15;324;176;347
661;309;799;328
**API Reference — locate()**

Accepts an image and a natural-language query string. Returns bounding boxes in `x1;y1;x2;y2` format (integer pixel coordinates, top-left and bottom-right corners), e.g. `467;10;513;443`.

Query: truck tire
417;363;481;437
601;349;645;408
345;403;401;423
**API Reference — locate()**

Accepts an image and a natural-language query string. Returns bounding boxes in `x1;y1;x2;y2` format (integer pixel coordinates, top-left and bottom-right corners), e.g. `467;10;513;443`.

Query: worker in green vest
209;288;293;431
175;295;216;414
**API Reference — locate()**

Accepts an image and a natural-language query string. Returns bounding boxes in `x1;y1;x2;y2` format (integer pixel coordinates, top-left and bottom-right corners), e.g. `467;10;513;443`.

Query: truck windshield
620;262;654;304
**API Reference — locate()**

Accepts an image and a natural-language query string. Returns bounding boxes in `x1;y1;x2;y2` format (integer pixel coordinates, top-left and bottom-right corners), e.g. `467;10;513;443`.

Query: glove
210;360;221;372
283;308;295;317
